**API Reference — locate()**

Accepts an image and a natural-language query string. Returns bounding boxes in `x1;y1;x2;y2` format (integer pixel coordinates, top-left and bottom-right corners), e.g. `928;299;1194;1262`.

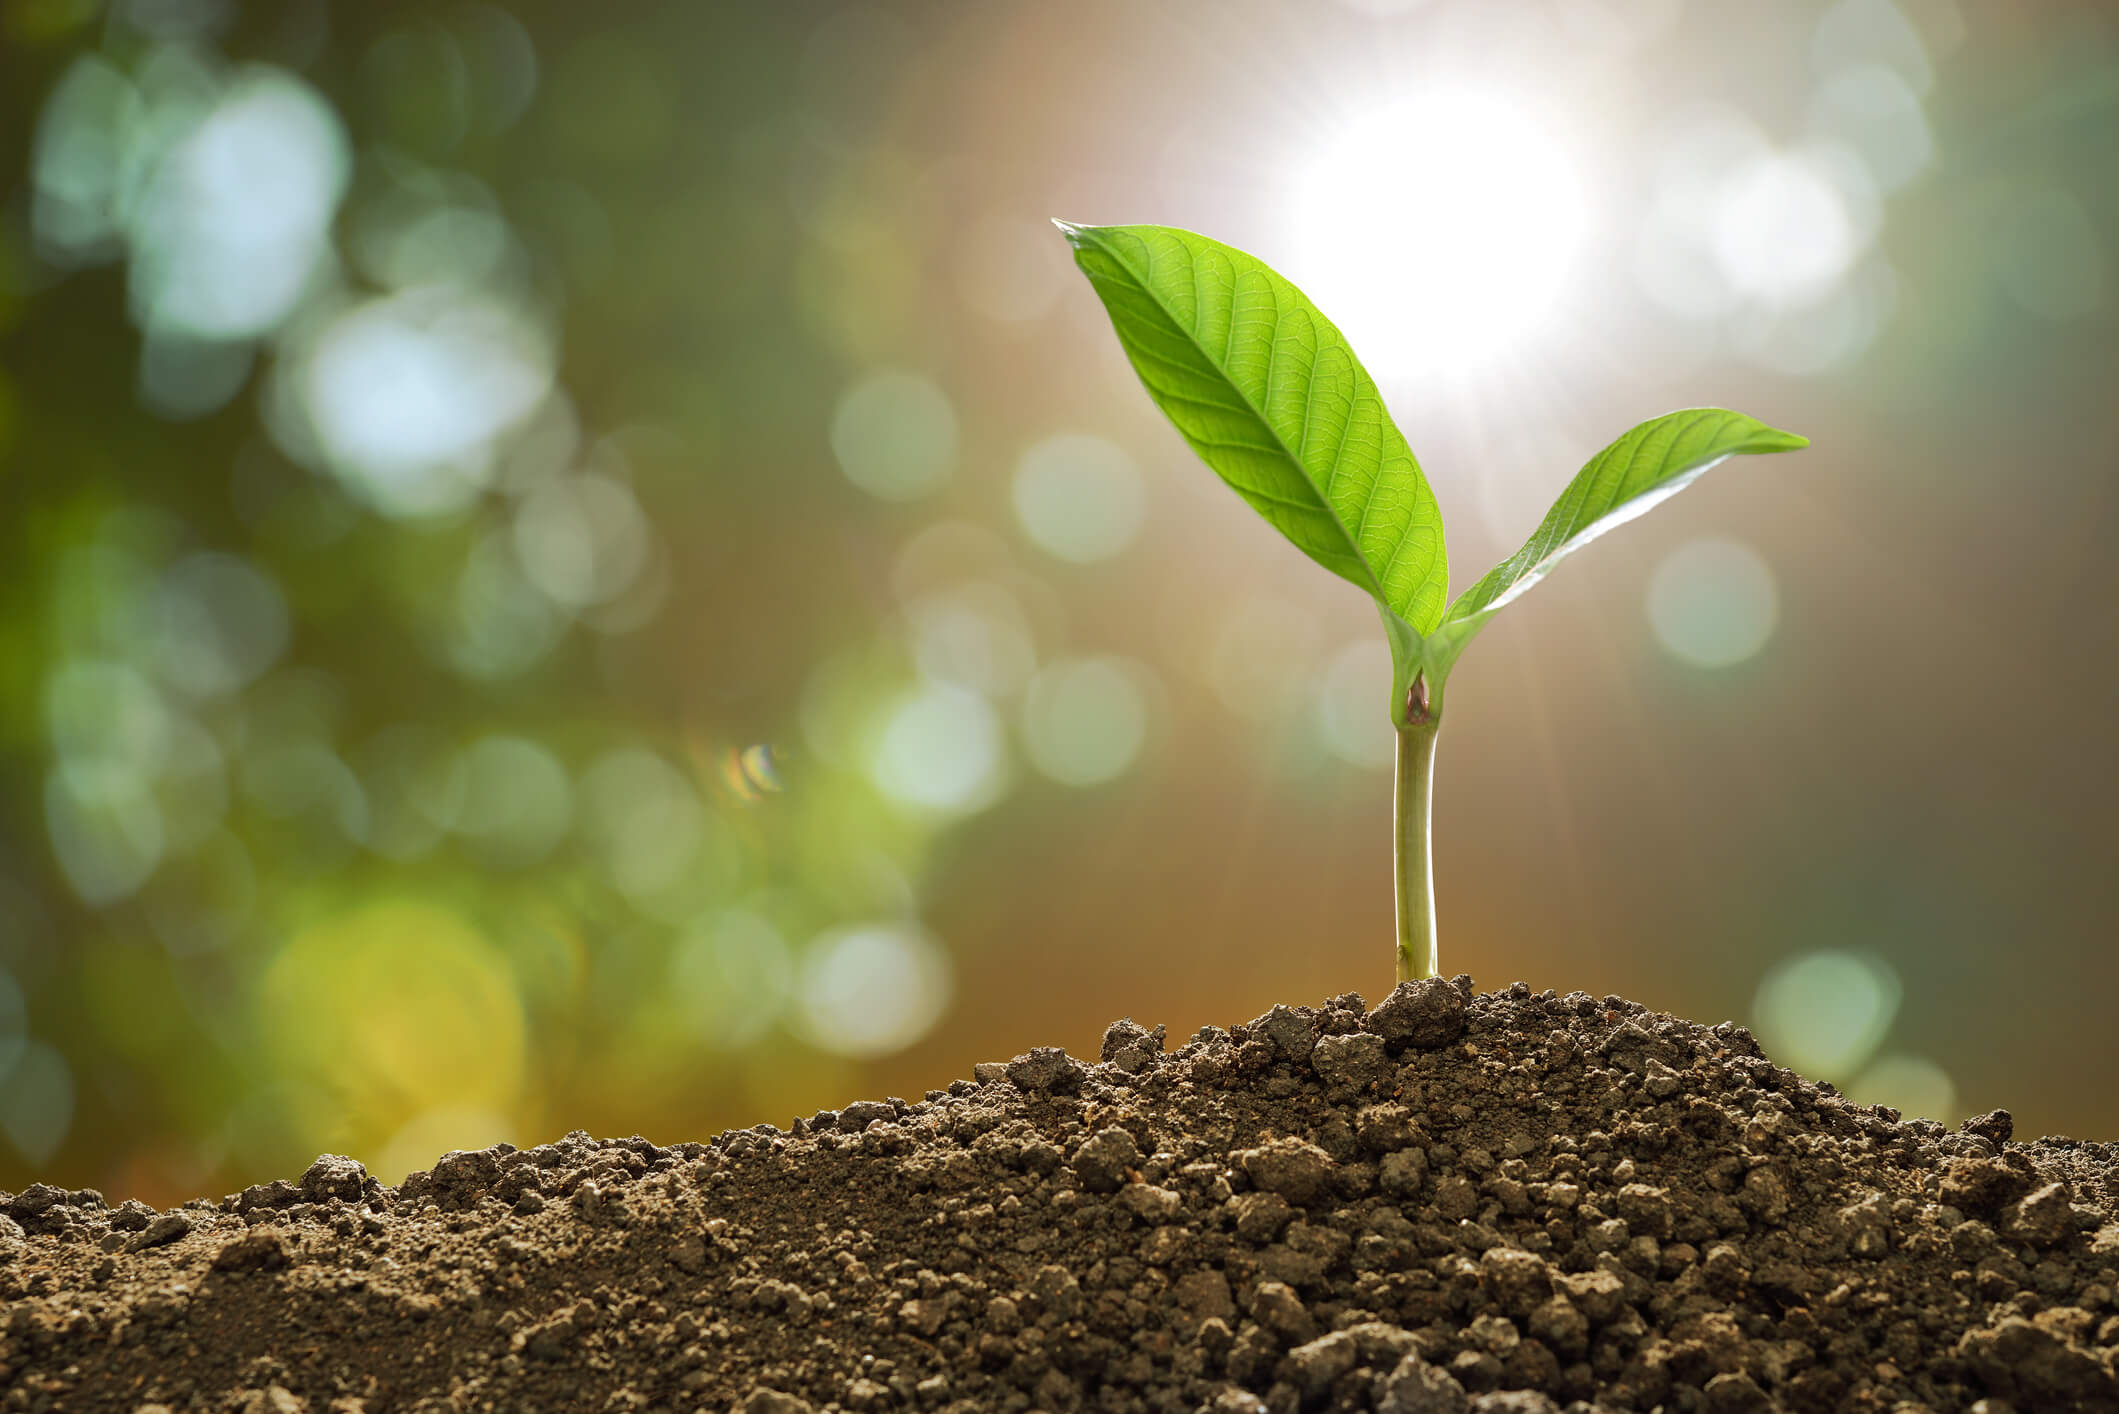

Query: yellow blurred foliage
258;899;526;1168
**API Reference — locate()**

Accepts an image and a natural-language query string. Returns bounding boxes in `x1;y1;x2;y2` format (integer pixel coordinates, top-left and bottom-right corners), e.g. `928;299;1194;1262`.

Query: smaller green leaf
1442;408;1807;638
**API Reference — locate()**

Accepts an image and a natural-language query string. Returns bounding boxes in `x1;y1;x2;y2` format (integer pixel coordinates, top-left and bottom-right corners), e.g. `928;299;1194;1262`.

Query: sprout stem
1393;720;1441;982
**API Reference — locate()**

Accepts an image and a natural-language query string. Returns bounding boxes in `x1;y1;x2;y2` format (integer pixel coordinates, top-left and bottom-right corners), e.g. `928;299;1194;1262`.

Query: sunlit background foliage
1;0;2115;1201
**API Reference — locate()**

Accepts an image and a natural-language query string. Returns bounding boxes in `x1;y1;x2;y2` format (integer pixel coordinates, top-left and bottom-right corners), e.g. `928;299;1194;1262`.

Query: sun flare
1289;88;1590;377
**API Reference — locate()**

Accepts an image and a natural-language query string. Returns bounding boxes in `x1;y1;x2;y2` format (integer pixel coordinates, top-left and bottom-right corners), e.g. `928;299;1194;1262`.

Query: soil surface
5;978;2119;1414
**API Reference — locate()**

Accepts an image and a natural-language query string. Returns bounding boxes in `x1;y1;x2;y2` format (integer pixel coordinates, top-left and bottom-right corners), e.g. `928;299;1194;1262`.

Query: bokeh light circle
1011;434;1146;564
156;553;291;697
869;682;1008;815
45;764;164;906
1808;66;1934;193
303;288;554;517
829;370;957;502
0;1042;74;1167
908;583;1039;699
450;532;567;680
127;71;350;341
795;923;952;1060
1646;538;1780;668
672;909;795;1049
449;735;572;867
1712;154;1864;306
1847;1053;1958;1122
579;748;714;912
512;473;650;608
1021;657;1149;787
1751;949;1901;1079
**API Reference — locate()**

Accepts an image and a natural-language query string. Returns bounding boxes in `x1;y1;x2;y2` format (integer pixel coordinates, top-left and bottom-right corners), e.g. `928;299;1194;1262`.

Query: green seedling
1058;222;1807;983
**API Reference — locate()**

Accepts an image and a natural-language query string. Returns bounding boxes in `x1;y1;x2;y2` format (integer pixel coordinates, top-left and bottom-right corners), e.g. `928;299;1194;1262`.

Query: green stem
1393;720;1441;982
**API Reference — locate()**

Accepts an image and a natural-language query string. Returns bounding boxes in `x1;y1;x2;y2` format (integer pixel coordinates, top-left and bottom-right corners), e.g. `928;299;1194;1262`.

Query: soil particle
5;978;2119;1413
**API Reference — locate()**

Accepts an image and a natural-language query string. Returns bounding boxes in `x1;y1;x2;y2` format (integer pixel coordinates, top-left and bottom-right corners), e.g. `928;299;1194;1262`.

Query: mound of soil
5;978;2119;1414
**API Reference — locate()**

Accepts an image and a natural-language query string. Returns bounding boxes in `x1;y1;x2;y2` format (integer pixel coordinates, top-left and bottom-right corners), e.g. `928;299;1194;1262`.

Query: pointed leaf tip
1052;219;1089;246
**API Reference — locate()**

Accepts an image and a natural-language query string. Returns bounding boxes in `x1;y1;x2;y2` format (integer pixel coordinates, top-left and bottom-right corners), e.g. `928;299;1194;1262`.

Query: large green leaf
1442;407;1808;636
1059;222;1449;634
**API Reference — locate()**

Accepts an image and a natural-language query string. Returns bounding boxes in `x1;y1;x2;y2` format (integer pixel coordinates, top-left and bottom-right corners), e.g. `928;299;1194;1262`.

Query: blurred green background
1;0;2114;1202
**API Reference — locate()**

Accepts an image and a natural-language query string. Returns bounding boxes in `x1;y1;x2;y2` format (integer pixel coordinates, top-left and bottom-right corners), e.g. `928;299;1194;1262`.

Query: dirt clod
3;981;2118;1413
1965;1109;2017;1147
1942;1156;2035;1216
1241;1138;1337;1207
1366;978;1469;1051
297;1154;372;1204
2004;1182;2079;1246
209;1229;288;1273
1005;1045;1086;1094
126;1211;191;1251
1072;1128;1143;1194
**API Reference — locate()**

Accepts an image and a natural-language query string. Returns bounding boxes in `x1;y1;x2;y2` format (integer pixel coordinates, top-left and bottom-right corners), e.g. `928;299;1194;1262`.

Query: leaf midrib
1083;231;1393;612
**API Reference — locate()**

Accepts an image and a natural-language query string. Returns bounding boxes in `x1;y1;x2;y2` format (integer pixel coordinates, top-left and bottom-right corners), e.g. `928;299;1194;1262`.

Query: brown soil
4;978;2118;1414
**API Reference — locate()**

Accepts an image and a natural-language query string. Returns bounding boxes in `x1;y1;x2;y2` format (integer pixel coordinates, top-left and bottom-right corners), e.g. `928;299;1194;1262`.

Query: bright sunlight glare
1290;90;1589;376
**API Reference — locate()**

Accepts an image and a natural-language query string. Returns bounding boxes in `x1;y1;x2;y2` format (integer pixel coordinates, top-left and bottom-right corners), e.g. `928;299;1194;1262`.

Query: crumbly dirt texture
6;979;2119;1414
